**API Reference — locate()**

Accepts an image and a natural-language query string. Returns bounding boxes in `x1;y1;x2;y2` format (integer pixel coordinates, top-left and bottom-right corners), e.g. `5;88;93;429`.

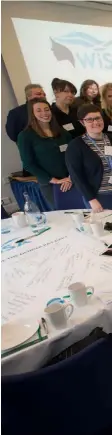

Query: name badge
59;144;68;152
104;146;112;156
63;123;74;131
108;125;112;132
108;176;112;184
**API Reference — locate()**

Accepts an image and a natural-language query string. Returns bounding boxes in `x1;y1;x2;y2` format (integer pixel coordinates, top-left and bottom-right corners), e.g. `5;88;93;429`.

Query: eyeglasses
83;116;102;124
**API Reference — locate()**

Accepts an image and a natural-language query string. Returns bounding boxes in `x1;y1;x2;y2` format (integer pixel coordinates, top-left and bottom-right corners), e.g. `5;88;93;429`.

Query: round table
1;210;112;376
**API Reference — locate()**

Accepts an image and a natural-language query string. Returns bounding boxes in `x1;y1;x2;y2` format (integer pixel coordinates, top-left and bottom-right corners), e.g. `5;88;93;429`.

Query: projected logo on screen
51;32;112;69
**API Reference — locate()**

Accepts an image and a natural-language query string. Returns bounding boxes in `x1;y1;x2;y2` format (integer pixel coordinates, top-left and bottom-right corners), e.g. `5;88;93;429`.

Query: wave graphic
94;39;112;51
54;32;111;51
54;32;103;46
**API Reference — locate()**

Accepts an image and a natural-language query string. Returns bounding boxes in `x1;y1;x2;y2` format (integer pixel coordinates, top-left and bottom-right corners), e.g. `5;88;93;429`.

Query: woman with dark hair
51;78;84;137
75;80;101;109
66;104;112;212
101;83;112;139
17;98;72;207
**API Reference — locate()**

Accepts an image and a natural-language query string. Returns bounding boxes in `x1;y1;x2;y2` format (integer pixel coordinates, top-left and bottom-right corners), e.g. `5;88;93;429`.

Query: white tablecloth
1;210;112;376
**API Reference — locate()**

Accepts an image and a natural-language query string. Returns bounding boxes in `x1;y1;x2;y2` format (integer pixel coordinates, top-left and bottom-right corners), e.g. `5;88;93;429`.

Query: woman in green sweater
17;98;72;207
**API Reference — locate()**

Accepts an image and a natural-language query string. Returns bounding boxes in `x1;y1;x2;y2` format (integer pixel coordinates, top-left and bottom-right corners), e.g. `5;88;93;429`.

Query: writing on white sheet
2;232;112;324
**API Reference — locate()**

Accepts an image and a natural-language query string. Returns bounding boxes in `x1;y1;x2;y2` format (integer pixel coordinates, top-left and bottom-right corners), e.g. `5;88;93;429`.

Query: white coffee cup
68;282;94;307
90;221;104;237
82;222;93;234
12;212;27;228
44;302;73;329
72;213;84;229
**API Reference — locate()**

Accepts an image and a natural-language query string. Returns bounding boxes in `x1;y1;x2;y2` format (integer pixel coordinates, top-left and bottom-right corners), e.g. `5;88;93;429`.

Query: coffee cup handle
86;286;94;298
65;303;74;318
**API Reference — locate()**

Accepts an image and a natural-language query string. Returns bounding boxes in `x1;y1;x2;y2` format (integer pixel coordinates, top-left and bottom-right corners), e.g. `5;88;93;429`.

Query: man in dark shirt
51;78;85;138
6;84;46;176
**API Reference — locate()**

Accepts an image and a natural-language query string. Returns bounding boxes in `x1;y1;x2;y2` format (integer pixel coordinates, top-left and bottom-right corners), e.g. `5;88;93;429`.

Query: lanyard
86;134;112;170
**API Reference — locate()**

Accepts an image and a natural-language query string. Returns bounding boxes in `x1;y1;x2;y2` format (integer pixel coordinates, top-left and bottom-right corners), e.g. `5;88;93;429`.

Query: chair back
53;185;85;210
2;338;112;435
10;179;51;212
1;205;9;219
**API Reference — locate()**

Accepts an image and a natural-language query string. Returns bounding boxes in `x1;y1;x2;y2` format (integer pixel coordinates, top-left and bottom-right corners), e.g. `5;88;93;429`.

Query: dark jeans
83;191;112;210
39;184;55;210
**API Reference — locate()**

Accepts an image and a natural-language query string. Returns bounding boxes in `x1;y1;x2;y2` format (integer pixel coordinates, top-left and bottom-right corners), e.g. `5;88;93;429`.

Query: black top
6;103;28;142
65;135;112;202
6;103;31;176
52;103;85;138
73;96;101;110
102;109;112;140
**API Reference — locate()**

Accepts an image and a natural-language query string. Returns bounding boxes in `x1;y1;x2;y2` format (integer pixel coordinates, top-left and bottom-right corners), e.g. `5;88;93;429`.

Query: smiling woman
74;80;101;110
66;104;112;212
17;98;72;208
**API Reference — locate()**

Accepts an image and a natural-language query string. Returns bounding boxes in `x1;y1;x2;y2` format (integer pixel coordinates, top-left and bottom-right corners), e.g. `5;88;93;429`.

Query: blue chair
2;337;112;435
53;185;85;210
10;179;52;212
1;205;9;219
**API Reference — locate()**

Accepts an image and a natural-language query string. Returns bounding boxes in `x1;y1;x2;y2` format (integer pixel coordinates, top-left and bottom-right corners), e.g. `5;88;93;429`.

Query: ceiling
55;1;112;10
89;1;112;4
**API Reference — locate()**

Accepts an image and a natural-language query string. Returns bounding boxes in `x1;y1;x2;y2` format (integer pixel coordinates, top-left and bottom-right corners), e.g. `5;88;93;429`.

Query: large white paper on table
1;237;72;323
1;210;112;262
2;230;112;325
1;212;73;262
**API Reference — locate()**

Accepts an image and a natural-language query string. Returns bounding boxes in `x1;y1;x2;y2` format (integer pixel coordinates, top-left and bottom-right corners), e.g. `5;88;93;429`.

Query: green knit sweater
17;127;72;184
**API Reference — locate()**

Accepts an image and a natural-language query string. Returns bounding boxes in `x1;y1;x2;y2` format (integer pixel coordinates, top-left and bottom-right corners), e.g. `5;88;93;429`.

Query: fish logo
51;38;75;67
51;31;112;68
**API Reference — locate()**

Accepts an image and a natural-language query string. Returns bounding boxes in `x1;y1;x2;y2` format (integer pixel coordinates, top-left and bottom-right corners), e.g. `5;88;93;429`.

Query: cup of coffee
12;212;27;228
90;221;104;237
44;302;73;329
68;282;94;307
72;213;84;229
47;297;65;306
82;222;93;235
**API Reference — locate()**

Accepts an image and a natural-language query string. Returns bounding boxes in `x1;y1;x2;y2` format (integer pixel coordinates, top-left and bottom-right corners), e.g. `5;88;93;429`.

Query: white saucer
1;318;39;352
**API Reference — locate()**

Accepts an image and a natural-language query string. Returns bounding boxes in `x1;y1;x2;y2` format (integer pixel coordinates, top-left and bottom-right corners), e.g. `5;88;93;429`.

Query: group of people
6;78;112;212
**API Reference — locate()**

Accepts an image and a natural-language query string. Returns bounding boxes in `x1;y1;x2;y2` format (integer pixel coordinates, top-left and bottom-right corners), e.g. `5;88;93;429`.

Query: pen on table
64;211;75;214
15;226;51;244
63;295;70;299
41;317;48;335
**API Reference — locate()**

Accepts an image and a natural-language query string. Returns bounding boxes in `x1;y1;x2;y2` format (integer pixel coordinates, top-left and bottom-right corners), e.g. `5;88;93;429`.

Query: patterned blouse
83;134;112;192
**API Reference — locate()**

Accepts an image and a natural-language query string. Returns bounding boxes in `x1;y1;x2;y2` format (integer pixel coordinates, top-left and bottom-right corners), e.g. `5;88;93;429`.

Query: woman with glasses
66;104;112;212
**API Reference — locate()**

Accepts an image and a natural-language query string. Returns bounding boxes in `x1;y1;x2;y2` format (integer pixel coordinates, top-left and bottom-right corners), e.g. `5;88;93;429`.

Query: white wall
1;57;22;211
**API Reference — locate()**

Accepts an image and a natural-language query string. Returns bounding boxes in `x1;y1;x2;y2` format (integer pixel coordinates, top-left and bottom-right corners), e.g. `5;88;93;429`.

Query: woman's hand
50;177;72;192
50;177;60;184
60;178;72;192
89;199;103;213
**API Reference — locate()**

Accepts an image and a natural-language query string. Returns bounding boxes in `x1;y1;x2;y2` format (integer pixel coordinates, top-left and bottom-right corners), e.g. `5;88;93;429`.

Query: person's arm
5;110;19;142
65;139;95;201
17;133;52;184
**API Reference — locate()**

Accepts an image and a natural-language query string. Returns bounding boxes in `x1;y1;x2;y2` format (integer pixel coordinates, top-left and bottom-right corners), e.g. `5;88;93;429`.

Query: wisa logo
51;31;112;70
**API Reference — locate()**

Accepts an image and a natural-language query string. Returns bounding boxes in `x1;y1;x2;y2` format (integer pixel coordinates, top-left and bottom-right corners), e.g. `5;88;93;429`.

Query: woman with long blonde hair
101;83;112;138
